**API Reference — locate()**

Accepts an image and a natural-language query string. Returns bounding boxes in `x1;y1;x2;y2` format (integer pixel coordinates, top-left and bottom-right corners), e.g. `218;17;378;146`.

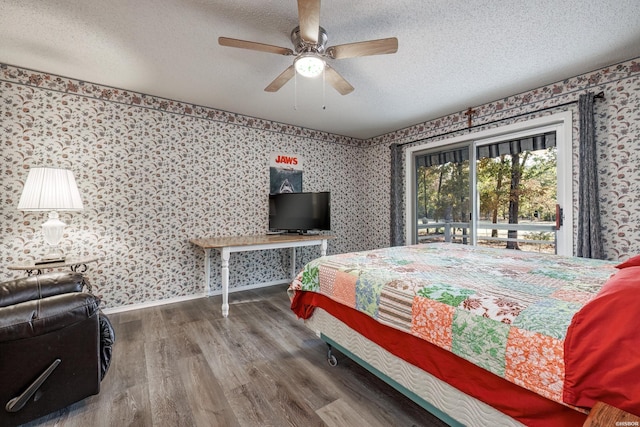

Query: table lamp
17;167;84;261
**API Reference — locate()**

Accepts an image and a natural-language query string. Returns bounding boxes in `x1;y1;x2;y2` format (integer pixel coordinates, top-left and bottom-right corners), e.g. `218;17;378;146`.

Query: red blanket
564;266;640;416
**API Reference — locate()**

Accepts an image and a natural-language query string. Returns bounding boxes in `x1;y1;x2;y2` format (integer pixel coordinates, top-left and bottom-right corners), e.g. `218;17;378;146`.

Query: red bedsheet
291;290;587;427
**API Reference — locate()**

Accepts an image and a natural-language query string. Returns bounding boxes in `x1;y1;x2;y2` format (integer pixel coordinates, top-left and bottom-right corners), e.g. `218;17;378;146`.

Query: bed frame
305;308;525;427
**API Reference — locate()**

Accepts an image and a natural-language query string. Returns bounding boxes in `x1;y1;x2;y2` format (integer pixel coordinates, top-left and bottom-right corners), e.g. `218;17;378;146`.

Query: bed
288;243;640;426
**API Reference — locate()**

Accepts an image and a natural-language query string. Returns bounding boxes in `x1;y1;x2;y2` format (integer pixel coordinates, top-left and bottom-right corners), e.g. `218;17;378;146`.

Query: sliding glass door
411;117;571;255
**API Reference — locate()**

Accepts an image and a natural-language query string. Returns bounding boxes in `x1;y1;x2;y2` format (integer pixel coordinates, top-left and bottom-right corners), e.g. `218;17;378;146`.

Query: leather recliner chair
0;271;115;426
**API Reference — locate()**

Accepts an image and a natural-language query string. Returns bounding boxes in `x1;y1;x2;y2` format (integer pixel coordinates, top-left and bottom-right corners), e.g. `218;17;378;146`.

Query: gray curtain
576;93;604;259
390;143;404;246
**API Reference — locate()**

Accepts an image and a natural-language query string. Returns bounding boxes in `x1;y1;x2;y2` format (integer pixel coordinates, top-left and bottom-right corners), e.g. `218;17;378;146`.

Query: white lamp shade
17;167;84;211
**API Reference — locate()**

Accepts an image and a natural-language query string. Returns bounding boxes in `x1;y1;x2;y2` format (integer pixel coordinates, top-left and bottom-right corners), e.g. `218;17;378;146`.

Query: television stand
191;234;334;317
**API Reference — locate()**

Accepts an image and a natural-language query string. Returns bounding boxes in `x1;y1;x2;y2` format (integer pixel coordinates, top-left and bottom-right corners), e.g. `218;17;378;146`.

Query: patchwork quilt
289;243;618;404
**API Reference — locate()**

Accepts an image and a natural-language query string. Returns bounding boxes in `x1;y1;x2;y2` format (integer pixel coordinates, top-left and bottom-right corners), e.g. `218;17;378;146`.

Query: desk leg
290;247;297;280
221;247;230;317
203;249;211;296
321;239;328;256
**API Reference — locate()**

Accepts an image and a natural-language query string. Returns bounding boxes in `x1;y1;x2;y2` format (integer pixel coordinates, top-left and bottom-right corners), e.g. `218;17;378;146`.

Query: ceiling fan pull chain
322;66;326;110
294;70;298;110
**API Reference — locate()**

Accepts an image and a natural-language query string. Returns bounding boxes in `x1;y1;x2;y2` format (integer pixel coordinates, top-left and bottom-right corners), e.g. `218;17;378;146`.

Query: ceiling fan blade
327;37;398;59
297;0;321;44
264;65;296;92
219;37;293;56
324;65;354;95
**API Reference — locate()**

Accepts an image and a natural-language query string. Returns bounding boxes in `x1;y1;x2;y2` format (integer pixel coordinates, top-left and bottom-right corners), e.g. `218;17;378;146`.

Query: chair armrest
98;313;115;380
0;293;99;343
0;272;87;308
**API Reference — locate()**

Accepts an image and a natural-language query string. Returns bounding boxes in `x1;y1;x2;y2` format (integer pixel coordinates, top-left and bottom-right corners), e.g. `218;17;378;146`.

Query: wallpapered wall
0;64;388;308
1;57;639;309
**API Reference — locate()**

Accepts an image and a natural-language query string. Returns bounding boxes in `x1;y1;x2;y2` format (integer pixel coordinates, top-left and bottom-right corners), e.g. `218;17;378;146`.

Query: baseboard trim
103;293;206;314
102;280;290;314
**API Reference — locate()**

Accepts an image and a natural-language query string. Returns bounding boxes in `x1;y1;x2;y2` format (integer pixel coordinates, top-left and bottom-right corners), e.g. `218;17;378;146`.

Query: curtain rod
396;91;605;148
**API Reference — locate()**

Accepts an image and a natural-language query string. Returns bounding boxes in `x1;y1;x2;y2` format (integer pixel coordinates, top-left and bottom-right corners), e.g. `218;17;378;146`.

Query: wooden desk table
191;234;334;317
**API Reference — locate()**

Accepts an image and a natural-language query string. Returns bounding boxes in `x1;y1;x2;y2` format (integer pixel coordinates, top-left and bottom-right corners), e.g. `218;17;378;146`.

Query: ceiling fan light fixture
294;53;325;78
219;2;398;94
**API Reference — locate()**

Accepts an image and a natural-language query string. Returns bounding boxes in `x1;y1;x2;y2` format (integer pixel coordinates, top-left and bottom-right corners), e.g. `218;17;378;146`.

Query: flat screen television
269;192;330;233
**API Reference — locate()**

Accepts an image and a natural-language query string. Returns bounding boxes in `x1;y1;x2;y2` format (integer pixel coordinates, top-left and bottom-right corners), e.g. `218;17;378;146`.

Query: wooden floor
21;286;449;427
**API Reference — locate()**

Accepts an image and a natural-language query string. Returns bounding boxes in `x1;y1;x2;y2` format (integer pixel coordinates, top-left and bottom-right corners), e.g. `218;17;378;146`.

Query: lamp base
41;246;65;261
41;212;66;261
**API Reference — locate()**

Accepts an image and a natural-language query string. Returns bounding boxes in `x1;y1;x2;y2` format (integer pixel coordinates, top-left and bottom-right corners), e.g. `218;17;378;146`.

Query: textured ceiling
2;0;640;139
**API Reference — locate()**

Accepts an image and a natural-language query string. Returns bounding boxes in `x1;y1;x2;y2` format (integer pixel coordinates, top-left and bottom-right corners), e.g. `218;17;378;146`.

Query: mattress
304;307;525;427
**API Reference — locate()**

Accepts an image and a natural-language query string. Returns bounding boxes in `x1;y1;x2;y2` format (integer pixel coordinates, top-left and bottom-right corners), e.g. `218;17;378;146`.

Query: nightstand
7;255;100;276
584;401;640;427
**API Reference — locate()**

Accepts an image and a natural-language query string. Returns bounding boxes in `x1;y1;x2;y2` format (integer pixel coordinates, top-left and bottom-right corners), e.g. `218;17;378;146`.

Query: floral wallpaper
1;57;639;309
0;64;375;308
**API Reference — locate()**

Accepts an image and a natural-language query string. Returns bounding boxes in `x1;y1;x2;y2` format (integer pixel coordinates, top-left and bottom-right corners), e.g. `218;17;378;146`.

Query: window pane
416;147;470;244
476;145;557;253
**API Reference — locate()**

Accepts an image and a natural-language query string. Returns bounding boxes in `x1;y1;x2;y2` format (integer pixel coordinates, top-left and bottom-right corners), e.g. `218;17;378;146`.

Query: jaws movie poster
270;153;303;194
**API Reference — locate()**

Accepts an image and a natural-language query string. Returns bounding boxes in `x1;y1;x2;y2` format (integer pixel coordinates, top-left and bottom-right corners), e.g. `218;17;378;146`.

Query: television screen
269;192;330;233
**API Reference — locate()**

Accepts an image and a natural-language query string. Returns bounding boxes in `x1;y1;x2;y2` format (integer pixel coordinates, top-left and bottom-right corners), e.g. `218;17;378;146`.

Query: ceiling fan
218;0;398;95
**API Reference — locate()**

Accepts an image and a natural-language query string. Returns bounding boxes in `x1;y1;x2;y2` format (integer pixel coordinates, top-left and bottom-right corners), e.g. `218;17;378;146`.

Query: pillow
615;254;640;269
